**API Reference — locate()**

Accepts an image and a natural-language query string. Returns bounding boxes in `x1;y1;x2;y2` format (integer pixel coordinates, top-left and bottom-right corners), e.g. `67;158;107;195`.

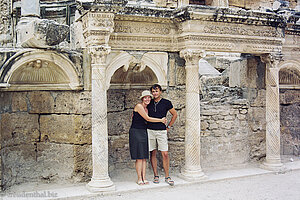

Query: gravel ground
90;170;300;200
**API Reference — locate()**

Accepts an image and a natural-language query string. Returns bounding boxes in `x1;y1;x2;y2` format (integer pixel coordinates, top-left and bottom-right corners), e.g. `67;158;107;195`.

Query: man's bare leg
150;150;160;183
161;151;170;178
150;150;158;176
162;151;174;186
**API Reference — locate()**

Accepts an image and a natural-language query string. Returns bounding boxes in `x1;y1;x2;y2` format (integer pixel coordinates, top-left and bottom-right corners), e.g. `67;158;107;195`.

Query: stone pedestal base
180;168;207;181
261;159;284;171
86;177;115;193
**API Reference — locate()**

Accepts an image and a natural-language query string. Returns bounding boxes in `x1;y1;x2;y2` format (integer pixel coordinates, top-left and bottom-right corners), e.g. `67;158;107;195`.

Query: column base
261;159;284;171
86;177;115;193
180;167;207;181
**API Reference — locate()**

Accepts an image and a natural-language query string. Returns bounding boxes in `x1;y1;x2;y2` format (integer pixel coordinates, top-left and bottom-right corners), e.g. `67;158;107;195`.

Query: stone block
18;18;69;48
108;109;132;136
229;0;246;8
0;113;39;148
11;92;28;112
247;89;266;107
28;91;55;113
201;121;209;130
166;88;186;109
281;90;300;104
168;141;185;168
168;57;176;86
40;114;91;144
249;131;266;160
248;107;266;132
201;136;250;170
37;143;74;182
107;89;125;112
108;135;132;171
220;121;232;130
54;91;91;114
124;89;144;109
73;144;92;182
224;115;234;121
1;144;38;189
239;109;248;114
176;67;186;86
0;92;11;113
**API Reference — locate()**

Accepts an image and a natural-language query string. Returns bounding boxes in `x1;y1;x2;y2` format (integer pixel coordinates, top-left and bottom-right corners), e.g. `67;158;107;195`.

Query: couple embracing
129;84;177;186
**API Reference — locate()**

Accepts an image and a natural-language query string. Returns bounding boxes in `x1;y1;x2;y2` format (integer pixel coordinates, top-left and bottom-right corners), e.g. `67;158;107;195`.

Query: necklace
154;98;161;112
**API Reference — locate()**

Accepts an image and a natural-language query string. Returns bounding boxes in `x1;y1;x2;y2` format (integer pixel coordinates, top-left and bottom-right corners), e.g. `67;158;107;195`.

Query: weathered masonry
0;0;299;192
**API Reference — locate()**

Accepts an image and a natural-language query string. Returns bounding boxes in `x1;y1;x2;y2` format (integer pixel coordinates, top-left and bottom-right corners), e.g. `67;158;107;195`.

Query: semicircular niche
279;67;300;88
9;59;69;85
110;64;158;89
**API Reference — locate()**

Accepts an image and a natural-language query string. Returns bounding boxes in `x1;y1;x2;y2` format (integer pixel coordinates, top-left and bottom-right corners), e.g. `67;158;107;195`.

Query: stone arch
278;60;300;88
1;50;82;90
106;51;168;89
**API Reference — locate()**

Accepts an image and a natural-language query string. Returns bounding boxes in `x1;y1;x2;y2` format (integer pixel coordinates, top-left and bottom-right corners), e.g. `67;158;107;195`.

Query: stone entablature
105;6;286;53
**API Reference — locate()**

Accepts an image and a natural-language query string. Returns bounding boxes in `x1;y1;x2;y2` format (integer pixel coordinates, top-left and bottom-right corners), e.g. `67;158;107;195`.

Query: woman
129;90;167;185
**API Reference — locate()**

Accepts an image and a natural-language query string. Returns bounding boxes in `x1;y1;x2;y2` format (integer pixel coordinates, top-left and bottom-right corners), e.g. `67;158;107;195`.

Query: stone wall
0;91;92;189
280;89;300;156
199;75;251;169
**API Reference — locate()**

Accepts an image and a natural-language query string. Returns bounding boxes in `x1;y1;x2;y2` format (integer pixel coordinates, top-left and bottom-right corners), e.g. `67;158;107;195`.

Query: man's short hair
150;84;162;91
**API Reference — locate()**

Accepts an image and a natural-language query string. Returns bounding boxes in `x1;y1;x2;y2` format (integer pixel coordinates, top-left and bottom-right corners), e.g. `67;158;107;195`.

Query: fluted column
180;49;206;181
261;53;283;171
86;46;115;192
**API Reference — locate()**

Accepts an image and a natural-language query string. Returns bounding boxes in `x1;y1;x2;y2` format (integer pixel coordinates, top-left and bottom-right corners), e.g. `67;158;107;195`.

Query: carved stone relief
10;60;69;84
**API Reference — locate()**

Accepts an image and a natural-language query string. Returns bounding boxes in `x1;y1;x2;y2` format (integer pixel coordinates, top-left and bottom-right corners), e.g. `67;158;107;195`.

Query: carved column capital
88;45;111;65
180;49;206;66
260;53;283;68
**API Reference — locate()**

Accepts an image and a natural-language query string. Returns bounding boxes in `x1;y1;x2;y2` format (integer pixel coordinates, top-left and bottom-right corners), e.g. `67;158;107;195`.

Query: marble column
86;45;115;192
180;49;206;181
261;53;283;171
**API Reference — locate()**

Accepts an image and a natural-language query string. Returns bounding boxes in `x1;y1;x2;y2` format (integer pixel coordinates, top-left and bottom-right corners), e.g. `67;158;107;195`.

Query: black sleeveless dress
129;111;149;159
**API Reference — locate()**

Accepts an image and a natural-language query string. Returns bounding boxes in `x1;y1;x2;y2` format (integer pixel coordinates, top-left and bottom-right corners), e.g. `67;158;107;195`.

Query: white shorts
147;129;168;152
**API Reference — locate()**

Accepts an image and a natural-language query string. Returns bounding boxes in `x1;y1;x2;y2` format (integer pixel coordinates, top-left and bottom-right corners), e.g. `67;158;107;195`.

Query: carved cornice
185;7;286;28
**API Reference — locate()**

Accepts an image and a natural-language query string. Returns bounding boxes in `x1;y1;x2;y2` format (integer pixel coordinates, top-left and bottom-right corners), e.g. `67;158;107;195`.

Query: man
147;84;177;186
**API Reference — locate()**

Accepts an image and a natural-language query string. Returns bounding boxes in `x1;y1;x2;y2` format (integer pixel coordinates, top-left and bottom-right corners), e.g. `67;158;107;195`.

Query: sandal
153;175;160;184
143;180;150;185
165;177;174;186
137;180;144;185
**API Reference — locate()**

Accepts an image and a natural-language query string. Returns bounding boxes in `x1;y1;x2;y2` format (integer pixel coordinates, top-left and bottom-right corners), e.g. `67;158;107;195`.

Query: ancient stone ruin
0;0;299;192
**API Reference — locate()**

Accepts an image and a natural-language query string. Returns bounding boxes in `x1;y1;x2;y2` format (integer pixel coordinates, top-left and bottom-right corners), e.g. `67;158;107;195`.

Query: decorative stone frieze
82;12;115;46
179;49;206;180
260;53;283;171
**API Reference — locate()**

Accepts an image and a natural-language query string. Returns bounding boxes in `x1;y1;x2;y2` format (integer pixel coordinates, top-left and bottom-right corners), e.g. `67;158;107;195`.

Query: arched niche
106;51;167;89
1;50;82;91
278;60;300;89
